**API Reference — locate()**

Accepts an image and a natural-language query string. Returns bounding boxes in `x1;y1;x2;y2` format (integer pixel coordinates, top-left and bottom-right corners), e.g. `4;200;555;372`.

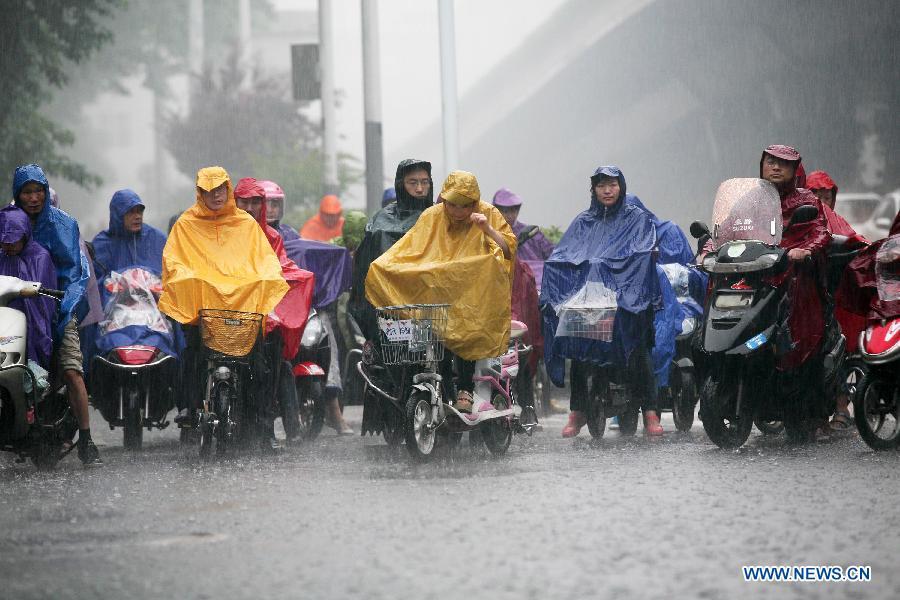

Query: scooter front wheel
586;383;606;439
854;375;900;451
700;375;752;449
672;371;696;433
404;390;436;461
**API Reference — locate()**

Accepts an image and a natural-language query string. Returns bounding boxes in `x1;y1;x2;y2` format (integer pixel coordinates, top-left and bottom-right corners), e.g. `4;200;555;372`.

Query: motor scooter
0;275;76;468
691;178;853;448
91;267;177;450
357;304;529;461
854;233;900;450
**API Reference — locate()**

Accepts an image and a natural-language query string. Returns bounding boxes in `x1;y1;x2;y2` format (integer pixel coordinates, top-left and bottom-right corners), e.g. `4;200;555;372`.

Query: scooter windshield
99;268;172;337
875;234;900;302
710;178;782;249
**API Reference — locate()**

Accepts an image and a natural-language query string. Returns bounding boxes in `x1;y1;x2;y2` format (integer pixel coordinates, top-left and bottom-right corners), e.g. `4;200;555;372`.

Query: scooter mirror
690;221;710;240
789;205;818;226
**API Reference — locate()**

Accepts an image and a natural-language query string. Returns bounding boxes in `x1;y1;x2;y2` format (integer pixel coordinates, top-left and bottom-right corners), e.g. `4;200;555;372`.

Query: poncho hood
158;167;289;325
365;197;516;360
806;170;838;195
393;159;433;211
12;163;88;338
300;195;345;241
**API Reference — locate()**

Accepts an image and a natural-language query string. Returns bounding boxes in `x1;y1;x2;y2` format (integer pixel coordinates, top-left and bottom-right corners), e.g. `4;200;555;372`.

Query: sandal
829;411;854;433
454;391;474;414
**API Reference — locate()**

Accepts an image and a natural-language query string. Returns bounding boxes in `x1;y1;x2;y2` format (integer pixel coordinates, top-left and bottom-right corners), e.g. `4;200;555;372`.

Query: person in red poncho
838;211;900;327
300;195;345;242
807;169;869;432
235;178;325;443
759;145;833;438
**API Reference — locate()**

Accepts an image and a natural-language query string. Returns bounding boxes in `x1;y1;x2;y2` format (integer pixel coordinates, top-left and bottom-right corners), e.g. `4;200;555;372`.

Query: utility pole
238;0;252;91
188;0;204;103
438;0;459;174
361;0;384;214
319;0;339;195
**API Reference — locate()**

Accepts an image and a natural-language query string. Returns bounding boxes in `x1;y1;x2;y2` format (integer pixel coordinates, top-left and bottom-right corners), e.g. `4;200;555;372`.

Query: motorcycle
0;275;76;468
194;309;268;457
287;308;328;441
690;178;852;448
357;304;528;461
854;233;900;450
90;267;178;450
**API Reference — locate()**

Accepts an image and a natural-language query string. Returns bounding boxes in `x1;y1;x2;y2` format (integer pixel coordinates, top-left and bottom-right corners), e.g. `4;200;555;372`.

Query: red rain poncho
759;146;832;370
235;178;314;359
838;212;900;324
821;203;869;353
511;258;542;373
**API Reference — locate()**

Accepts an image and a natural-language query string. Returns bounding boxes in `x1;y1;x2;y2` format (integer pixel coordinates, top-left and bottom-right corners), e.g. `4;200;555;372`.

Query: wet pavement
1;404;898;600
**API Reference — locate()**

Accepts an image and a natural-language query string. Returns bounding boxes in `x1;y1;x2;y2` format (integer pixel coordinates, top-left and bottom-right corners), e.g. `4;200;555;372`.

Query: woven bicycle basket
199;309;264;357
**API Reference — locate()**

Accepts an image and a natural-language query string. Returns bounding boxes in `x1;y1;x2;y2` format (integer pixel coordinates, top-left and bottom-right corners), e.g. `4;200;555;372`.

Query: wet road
1;404;898;600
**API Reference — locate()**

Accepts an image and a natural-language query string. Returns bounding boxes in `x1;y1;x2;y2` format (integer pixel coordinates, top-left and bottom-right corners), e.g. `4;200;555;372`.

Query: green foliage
543;224;564;244
0;0;120;189
167;54;362;218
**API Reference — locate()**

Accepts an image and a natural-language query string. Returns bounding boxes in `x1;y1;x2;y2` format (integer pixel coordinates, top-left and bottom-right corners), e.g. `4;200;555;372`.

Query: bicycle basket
376;304;449;365
199;309;264;357
556;307;617;342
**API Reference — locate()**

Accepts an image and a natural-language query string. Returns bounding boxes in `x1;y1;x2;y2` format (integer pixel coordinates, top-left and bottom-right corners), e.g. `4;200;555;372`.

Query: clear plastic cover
99;268;171;337
711;178;782;248
660;263;692;303
875;235;900;302
554;281;618;342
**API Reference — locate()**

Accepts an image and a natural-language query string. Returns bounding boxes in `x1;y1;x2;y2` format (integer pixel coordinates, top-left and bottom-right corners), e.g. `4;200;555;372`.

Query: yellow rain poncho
159;166;288;324
366;171;516;360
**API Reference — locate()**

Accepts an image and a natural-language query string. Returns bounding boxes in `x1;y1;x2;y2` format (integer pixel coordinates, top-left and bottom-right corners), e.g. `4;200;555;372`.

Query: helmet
259;180;285;223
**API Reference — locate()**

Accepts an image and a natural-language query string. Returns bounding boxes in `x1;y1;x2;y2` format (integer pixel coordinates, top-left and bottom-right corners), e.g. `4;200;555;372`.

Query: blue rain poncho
90;189;181;359
284;238;352;308
12;164;89;340
540;166;660;386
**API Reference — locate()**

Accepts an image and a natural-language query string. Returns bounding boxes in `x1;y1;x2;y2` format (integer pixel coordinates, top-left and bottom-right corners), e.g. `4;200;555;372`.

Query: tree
166;54;361;215
0;0;121;189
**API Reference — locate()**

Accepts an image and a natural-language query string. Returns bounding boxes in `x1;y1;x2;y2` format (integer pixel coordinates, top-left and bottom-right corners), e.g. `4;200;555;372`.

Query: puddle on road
143;531;229;547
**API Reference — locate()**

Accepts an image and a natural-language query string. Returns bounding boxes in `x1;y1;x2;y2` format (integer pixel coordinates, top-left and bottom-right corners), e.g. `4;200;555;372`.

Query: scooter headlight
213;366;231;381
301;314;325;349
680;317;697;335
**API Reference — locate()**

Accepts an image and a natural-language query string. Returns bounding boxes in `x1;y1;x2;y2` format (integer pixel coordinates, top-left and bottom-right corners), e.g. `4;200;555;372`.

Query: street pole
361;0;384;215
188;0;204;102
319;0;339;195
238;0;252;91
438;0;459;174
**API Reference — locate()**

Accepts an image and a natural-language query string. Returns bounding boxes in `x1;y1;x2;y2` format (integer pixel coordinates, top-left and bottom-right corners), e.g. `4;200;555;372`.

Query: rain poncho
349;159;433;339
92;189;168;282
759;147;831;369
235;177;314;359
159;167;288;324
89;189;181;360
0;205;57;368
11;164;89;339
366;171;516;360
838;211;900;324
300;195;344;241
511;258;542;373
493;187;555;290
284;238;352;309
541;166;660;386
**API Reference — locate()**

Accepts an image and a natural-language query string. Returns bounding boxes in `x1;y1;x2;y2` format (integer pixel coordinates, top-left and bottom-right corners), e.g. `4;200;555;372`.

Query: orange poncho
300;194;345;241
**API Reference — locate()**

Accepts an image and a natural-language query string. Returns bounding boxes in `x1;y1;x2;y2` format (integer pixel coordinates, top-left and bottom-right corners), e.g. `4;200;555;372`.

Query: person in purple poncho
0;205;57;370
492;188;555;290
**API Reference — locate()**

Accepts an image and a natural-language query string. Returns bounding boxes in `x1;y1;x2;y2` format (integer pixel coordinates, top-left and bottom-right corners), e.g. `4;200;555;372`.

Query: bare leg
326;395;353;434
63;369;90;429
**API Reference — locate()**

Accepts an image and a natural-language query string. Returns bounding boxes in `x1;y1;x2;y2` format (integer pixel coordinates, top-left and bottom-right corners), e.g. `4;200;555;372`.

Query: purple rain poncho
0;205;57;368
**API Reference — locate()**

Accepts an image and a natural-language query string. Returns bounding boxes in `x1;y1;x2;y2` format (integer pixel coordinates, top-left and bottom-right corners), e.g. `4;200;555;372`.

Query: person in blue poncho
541;165;664;437
91;189;168;282
12;164;102;466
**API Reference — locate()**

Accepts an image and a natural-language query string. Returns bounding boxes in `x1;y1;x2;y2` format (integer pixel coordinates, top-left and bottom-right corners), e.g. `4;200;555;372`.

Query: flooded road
1;405;897;600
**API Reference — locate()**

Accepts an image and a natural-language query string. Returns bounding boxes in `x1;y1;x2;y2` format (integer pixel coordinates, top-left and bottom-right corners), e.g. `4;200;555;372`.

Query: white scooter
0;275;76;468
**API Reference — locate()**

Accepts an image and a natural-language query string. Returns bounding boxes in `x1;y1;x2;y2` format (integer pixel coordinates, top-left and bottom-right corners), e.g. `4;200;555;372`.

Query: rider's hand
788;248;812;262
470;212;489;232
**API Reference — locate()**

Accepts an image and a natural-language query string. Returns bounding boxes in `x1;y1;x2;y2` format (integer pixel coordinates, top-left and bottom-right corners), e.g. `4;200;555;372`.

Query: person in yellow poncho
365;170;516;412
159;166;288;425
